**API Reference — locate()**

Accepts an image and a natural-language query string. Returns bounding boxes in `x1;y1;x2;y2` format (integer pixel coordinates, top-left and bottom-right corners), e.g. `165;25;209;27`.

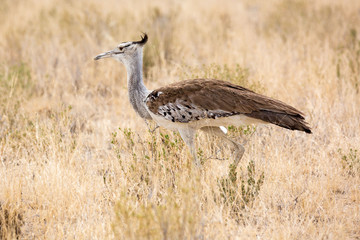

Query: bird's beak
94;50;113;60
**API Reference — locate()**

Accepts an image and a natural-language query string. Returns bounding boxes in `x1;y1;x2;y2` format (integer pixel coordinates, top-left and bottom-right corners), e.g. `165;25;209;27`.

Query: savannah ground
1;0;360;239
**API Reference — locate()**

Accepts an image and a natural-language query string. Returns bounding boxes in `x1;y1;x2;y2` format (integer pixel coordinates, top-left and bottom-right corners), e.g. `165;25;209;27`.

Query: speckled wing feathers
145;79;311;133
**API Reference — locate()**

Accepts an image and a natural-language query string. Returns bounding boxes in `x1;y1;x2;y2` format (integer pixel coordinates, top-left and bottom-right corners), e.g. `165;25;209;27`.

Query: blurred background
0;0;359;239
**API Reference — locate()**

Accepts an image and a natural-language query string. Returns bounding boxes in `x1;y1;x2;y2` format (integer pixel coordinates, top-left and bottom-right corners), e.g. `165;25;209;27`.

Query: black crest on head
133;33;148;46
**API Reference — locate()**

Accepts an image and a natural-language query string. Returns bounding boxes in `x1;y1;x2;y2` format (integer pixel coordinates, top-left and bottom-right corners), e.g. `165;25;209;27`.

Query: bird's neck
124;51;152;119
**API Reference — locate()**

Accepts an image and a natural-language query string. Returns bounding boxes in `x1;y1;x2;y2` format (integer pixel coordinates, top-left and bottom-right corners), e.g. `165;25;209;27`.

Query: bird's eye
119;47;124;51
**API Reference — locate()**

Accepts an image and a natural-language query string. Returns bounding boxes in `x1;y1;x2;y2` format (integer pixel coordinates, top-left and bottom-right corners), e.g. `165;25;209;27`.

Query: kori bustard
94;34;311;167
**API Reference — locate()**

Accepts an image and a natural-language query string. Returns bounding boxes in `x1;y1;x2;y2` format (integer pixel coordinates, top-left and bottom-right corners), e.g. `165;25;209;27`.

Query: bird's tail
245;111;312;134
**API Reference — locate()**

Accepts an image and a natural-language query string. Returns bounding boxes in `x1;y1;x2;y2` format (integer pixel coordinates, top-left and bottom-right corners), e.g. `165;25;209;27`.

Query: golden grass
1;0;360;238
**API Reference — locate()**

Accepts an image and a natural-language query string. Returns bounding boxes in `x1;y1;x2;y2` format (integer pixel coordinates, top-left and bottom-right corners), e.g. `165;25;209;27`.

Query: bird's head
94;34;148;64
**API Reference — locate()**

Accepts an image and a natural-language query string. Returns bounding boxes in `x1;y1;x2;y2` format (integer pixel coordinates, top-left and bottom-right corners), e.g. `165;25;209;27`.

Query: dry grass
1;0;360;239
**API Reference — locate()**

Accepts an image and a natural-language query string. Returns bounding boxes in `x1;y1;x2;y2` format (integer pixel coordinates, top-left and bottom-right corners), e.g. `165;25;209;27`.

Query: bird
94;34;311;168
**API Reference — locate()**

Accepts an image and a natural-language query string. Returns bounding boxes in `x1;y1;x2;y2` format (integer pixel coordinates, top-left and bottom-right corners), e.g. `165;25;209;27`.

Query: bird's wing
145;79;311;132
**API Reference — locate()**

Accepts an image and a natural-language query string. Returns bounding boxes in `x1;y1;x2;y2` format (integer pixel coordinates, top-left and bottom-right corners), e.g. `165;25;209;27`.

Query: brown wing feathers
146;79;311;133
245;111;311;133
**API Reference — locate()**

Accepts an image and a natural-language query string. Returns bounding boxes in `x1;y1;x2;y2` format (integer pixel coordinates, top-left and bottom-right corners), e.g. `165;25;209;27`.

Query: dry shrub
0;202;23;239
113;184;203;239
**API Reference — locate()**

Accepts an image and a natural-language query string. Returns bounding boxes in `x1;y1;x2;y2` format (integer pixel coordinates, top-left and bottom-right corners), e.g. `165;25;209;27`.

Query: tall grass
0;0;359;238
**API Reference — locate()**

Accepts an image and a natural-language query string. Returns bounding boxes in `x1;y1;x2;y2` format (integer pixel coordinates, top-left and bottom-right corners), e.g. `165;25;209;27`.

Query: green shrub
339;148;359;176
219;160;264;219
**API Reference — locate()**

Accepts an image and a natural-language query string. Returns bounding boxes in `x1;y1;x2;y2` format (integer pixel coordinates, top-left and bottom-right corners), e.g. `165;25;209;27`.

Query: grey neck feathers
123;49;152;120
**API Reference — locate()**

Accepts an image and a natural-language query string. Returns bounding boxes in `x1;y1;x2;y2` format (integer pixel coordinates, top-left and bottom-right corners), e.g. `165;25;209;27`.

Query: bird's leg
144;119;159;134
201;126;245;168
178;128;201;167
